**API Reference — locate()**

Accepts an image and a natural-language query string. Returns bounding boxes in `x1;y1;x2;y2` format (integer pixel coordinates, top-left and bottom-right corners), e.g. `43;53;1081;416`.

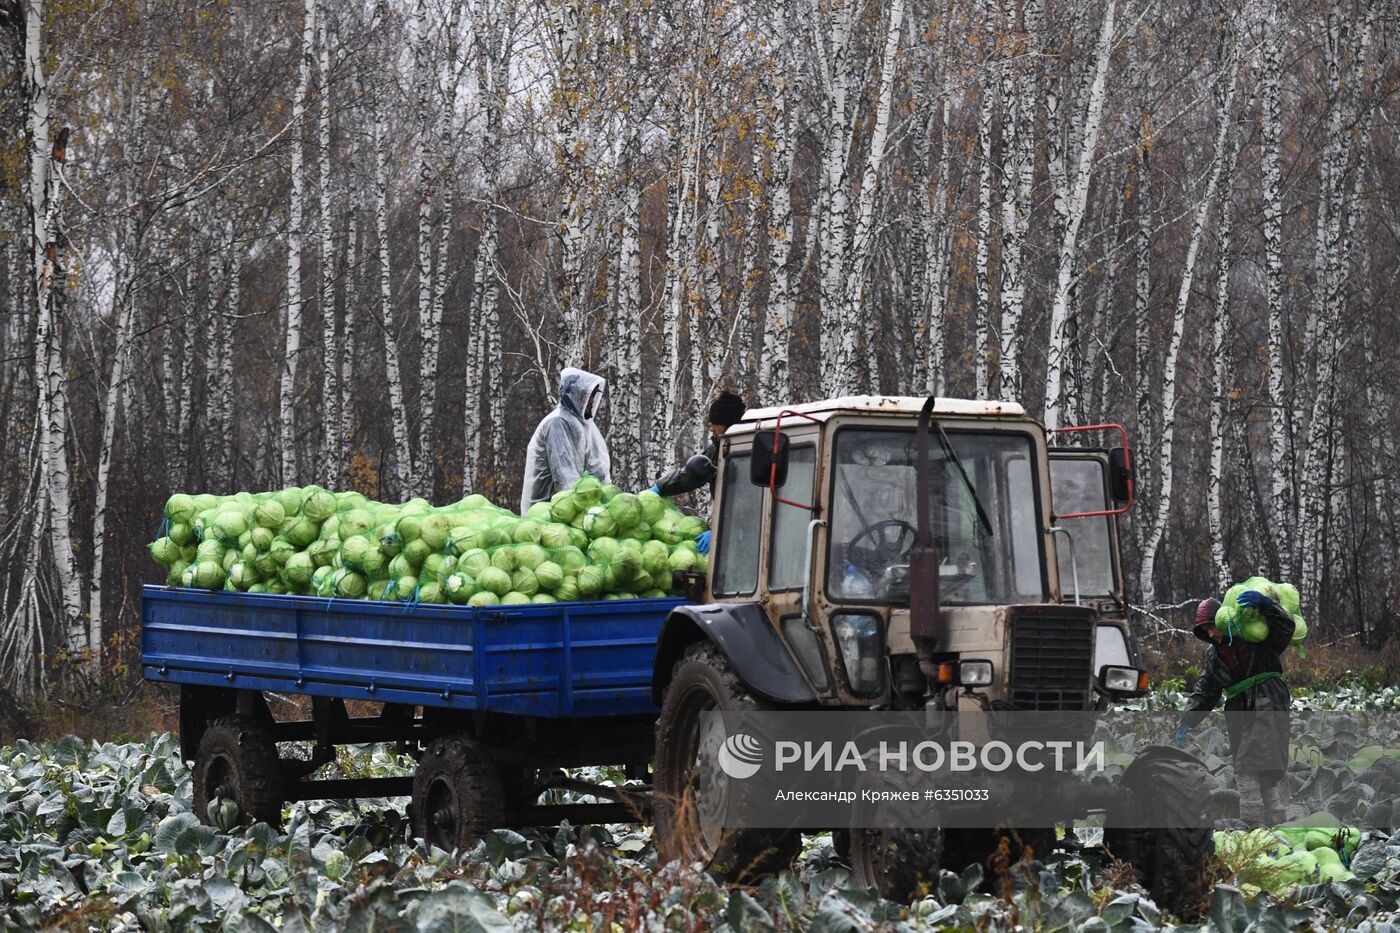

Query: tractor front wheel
653;641;800;881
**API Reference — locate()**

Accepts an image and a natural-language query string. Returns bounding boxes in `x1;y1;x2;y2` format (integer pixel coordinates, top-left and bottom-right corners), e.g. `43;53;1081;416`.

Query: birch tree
1042;0;1116;432
281;0;317;485
1139;34;1238;610
1260;0;1289;572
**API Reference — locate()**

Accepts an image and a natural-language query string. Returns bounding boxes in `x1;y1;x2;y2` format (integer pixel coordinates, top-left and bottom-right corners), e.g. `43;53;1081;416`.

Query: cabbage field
6;686;1400;931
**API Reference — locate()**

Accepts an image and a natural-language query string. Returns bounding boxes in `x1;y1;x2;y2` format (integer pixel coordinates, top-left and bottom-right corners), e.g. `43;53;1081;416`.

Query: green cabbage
333;569;367;599
490;548;518;573
515;543;547;570
419;514;451;550
403;538;432;567
606;493;641;529
254;499;286;528
284;552;314;585
583;506;616;539
149;537;180;566
468;591;500;607
501;591;531;605
508;568;538;597
338;509;374;537
164;493;197;524
168;521;196;546
540;523;572;548
301;487;337;522
477;567;512;596
573;475;603;507
535;561;564;591
458;549;492;576
637;490;665;524
445;574;474;603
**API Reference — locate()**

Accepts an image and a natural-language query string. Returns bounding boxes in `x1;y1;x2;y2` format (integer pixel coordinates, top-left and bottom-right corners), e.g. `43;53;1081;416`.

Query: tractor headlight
957;659;994;686
831;613;884;696
1098;665;1146;696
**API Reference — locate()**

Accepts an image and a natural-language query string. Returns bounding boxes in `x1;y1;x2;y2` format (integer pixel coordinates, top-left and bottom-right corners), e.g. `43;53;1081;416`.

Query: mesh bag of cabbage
1214;576;1307;651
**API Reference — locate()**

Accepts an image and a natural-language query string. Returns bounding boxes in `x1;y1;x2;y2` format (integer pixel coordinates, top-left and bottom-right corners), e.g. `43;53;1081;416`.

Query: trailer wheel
411;737;505;854
1104;747;1215;922
654;641;800;881
192;715;283;829
849;827;944;902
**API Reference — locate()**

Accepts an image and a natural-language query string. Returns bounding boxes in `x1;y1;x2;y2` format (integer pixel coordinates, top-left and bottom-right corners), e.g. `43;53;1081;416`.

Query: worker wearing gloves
647;390;748;555
520;368;611;513
1176;591;1295;827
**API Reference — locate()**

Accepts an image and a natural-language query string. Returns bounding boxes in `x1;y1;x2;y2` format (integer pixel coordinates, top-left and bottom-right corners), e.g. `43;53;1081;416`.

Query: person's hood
558;368;606;420
1193;598;1222;644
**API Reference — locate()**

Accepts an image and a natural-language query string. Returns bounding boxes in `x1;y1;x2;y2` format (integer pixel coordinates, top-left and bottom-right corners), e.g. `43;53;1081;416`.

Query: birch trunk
219;254;237;486
282;0;316;485
1043;0;1115;431
339;218;358;483
816;0;855;393
616;144;643;488
23;0;84;651
89;284;136;656
921;96;952;396
1208;149;1237;592
1139;45;1237;610
373;97;414;494
974;76;994;399
1261;0;1289;573
317;13;340;484
759;18;795;402
837;0;904;395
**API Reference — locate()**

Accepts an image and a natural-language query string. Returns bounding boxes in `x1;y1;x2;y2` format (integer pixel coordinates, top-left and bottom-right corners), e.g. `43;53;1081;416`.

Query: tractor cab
661;396;1143;710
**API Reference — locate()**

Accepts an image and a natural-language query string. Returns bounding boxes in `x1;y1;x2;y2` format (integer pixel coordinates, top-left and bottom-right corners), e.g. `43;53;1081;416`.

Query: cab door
1047;450;1125;607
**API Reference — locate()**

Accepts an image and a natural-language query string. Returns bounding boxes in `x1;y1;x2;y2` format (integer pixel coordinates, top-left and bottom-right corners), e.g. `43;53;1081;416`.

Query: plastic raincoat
520;368;611;513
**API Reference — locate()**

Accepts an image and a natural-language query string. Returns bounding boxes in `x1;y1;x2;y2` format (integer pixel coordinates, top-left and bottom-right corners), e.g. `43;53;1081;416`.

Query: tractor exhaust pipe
911;396;942;679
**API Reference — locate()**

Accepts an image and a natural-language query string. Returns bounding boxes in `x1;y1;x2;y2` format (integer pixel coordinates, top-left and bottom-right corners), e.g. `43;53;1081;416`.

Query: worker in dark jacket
1177;591;1295;826
648;390;748;554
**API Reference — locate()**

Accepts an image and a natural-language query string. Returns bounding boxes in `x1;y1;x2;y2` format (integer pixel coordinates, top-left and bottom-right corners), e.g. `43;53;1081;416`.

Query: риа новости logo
717;732;764;780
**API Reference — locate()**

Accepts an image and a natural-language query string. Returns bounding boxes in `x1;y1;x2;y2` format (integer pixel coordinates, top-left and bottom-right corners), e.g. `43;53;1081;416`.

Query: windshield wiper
933;424;995;536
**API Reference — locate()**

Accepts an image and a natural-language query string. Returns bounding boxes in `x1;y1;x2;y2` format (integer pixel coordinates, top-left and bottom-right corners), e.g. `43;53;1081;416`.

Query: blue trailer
142;585;692;848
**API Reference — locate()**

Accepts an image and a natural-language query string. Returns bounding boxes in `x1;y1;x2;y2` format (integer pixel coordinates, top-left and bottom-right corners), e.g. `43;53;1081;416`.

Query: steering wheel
845;519;917;574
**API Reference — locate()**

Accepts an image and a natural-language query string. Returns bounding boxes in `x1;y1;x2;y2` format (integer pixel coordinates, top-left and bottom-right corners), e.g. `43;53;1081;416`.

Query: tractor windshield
826;428;1046;605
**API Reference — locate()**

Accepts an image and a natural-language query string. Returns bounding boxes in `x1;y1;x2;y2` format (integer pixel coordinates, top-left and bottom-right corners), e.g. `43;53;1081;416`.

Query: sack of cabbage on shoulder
1212;575;1307;650
149;475;707;606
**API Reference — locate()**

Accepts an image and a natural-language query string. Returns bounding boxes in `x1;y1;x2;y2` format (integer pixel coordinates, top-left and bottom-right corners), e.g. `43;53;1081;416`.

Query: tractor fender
652;603;817;706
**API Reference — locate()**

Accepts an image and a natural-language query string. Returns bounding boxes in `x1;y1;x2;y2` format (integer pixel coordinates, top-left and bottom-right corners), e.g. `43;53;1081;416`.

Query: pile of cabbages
147;475;708;606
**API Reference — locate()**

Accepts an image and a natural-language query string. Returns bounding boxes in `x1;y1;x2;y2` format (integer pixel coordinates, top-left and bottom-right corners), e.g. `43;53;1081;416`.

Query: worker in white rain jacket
520;367;612;513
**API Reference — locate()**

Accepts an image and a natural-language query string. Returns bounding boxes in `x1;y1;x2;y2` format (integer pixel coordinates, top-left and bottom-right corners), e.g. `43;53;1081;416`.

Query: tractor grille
1009;612;1094;710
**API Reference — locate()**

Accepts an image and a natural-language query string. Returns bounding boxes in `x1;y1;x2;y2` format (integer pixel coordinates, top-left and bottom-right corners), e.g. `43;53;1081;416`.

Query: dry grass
1142;629;1400;691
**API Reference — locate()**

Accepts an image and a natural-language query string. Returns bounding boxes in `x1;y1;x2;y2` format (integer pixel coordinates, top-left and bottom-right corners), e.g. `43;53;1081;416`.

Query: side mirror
751;430;790;488
1108;448;1133;503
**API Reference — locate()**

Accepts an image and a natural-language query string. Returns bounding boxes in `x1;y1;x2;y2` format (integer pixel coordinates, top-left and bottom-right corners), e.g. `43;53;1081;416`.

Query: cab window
768;446;816;590
1050;458;1116;597
713;452;761;596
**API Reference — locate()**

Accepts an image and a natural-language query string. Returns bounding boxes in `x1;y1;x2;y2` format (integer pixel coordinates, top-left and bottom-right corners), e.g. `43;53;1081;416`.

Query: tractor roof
737;396;1027;429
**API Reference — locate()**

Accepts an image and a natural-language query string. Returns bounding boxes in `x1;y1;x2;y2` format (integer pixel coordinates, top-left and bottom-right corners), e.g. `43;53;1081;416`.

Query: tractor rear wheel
1104;747;1216;922
192;715;284;829
653;641;800;881
411;736;506;853
848;827;945;901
